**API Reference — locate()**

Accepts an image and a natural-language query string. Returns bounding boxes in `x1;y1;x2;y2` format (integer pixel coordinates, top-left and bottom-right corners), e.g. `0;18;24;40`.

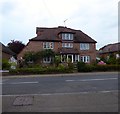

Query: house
99;42;120;59
17;26;97;64
1;42;16;60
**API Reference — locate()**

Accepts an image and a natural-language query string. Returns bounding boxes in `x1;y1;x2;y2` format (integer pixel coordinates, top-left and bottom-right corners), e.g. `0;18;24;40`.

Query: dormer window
62;33;73;40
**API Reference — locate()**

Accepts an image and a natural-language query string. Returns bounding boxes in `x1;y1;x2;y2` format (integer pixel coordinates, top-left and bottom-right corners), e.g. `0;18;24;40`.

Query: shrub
77;62;97;72
68;63;74;70
2;59;11;70
84;65;95;72
54;55;61;67
94;65;120;71
77;62;86;72
9;65;73;75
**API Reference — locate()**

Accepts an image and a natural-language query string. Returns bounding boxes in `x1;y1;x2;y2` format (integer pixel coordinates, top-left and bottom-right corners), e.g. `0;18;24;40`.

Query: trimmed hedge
9;66;73;75
94;65;120;71
77;62;120;72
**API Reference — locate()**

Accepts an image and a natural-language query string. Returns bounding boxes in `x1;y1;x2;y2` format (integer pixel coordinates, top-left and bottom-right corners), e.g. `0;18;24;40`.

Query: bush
2;59;11;70
77;62;94;72
94;65;120;71
68;63;74;70
9;65;73;75
77;62;86;72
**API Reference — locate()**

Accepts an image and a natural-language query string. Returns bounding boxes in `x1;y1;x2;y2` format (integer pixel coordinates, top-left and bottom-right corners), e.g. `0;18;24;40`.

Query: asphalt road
2;72;119;112
2;72;118;95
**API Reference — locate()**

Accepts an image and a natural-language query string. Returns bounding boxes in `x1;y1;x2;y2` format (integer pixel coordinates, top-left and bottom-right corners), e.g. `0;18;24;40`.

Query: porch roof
58;48;79;54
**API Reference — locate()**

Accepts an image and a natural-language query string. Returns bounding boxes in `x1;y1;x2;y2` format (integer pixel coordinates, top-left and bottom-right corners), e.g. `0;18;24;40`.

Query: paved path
2;91;118;112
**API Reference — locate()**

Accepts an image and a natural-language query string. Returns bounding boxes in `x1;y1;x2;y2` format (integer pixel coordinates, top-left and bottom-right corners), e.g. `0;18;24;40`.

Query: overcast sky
1;0;119;49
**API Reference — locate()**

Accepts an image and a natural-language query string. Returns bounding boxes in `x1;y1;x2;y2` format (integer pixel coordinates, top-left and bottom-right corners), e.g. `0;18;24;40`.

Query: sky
0;0;119;50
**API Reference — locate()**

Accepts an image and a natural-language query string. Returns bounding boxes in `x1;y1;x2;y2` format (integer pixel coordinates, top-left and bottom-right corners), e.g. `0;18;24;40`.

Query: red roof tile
30;26;97;43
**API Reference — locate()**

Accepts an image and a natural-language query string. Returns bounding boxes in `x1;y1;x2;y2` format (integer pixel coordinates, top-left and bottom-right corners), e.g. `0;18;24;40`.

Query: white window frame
80;56;90;63
62;43;73;48
80;43;89;50
43;57;52;63
62;33;73;40
43;42;54;49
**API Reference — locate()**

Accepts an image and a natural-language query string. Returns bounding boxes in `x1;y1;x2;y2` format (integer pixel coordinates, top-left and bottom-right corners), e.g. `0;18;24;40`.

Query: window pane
62;33;73;40
43;42;54;49
80;43;89;50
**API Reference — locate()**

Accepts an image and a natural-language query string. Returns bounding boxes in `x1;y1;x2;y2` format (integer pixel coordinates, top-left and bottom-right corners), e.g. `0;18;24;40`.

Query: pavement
2;71;118;78
2;91;118;112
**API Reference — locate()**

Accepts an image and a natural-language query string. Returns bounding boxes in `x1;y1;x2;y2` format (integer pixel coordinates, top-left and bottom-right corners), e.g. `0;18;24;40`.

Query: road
2;72;118;95
2;72;119;112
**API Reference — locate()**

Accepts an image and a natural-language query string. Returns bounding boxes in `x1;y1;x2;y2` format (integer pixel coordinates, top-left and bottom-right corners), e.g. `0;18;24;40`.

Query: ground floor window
80;56;90;63
43;57;52;63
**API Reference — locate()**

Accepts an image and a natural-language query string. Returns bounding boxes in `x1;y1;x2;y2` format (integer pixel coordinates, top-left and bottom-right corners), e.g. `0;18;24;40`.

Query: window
43;42;54;49
80;43;89;50
80;56;90;63
62;43;73;48
43;57;52;63
62;33;73;40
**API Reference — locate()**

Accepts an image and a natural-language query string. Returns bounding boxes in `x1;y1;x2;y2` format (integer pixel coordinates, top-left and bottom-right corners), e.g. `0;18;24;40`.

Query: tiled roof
1;42;15;55
30;26;97;43
99;42;120;53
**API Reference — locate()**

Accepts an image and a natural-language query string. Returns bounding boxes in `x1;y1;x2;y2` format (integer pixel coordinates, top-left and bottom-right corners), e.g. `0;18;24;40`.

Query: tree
54;55;61;67
23;49;55;65
7;40;25;54
40;49;55;58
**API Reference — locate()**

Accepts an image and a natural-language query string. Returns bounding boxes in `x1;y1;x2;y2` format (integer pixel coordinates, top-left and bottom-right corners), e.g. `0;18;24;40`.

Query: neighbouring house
99;42;120;59
1;42;16;60
17;26;97;64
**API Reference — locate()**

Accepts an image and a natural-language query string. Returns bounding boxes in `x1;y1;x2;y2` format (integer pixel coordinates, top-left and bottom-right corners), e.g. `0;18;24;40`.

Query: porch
61;54;80;63
59;48;80;63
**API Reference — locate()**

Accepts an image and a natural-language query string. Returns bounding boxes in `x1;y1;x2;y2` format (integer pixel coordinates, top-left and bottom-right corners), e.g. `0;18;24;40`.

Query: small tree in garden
40;49;55;58
106;54;117;64
23;49;55;66
23;52;38;64
54;55;61;67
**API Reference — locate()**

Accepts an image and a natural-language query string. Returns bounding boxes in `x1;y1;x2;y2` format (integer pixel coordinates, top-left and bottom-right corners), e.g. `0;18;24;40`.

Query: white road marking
2;90;118;97
66;78;118;82
3;81;39;85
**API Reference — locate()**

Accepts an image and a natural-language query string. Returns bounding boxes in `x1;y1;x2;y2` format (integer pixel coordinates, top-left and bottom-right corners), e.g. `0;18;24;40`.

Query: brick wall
74;43;96;62
17;41;96;62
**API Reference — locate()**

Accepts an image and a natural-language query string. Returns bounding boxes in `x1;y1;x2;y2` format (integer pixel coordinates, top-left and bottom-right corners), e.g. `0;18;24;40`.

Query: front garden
2;49;120;75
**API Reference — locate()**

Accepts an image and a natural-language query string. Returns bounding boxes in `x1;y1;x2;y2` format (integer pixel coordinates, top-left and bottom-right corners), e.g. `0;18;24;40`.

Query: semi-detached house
17;26;97;64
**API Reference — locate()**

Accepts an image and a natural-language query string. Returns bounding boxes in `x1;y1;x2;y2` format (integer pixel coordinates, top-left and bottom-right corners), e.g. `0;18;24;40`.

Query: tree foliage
54;55;61;67
40;49;55;58
7;40;25;54
23;49;55;64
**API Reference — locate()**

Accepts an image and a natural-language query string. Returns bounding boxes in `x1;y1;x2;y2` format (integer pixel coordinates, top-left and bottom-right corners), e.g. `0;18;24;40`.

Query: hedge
94;65;120;71
9;66;73;75
77;61;120;72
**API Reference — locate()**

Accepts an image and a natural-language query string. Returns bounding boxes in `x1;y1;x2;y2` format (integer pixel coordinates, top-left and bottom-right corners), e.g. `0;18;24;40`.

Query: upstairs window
62;33;73;40
62;43;73;48
80;43;89;50
43;42;54;49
